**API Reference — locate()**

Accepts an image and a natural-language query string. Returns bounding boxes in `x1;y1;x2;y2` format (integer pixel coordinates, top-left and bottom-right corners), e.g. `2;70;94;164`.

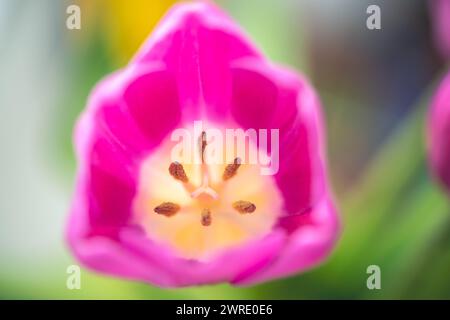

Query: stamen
223;157;242;181
169;161;189;183
232;200;256;214
154;202;180;217
199;131;207;163
189;131;218;200
201;208;212;226
199;131;208;180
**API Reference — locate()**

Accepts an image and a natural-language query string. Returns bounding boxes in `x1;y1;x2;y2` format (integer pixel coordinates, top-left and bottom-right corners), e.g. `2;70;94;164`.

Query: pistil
199;131;210;186
191;131;218;200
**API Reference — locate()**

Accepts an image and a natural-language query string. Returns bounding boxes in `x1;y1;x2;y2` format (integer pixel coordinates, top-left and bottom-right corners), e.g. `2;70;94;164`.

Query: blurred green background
0;0;449;299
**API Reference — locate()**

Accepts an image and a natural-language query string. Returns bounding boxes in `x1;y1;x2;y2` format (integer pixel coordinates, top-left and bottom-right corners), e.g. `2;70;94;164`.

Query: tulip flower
67;2;340;287
428;72;450;194
430;0;450;59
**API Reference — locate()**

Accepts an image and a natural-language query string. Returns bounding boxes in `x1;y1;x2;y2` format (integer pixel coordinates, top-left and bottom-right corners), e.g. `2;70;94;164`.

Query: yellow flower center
133;129;283;261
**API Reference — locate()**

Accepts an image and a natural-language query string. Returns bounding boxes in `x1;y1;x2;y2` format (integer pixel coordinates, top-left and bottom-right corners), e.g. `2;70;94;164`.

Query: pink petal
233;195;340;285
131;2;262;122
68;206;287;287
230;60;327;215
428;72;450;192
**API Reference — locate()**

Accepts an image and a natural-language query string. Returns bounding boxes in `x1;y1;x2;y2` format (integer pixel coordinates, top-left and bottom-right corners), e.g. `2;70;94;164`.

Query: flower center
155;132;256;226
133;129;283;260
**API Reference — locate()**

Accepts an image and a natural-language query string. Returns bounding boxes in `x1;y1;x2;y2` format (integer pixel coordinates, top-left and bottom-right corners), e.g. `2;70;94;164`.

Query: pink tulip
428;71;450;194
66;2;340;287
430;0;450;59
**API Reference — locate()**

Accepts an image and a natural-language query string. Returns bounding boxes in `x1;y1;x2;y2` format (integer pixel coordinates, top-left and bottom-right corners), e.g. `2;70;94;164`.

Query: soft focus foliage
0;0;449;299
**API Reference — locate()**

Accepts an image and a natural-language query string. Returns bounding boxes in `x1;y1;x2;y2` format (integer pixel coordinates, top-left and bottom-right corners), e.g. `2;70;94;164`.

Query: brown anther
199;131;207;163
154;202;180;217
201;208;212;226
169;162;189;183
223;157;241;181
232;200;256;214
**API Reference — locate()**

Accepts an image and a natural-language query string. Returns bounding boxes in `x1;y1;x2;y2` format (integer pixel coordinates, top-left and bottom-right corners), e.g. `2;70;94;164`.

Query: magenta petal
233;195;340;285
69;66;183;235
120;228;286;287
81;65;182;158
230;60;327;214
131;2;262;122
123;69;181;145
428;72;450;193
68;217;287;287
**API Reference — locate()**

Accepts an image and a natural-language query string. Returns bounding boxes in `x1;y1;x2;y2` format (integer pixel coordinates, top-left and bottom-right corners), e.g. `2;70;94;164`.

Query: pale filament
190;131;218;200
